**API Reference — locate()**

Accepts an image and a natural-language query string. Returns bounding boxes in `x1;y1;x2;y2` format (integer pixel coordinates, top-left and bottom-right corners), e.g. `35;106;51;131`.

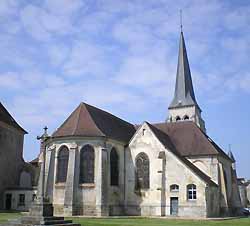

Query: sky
0;0;249;179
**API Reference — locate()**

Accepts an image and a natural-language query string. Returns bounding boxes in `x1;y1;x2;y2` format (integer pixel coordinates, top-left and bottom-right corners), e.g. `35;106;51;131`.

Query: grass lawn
0;212;249;226
0;212;21;224
68;217;250;226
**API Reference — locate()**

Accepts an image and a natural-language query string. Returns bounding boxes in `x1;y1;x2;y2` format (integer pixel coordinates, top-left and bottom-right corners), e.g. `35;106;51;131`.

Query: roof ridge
53;105;78;136
72;103;83;135
83;102;134;127
82;103;105;137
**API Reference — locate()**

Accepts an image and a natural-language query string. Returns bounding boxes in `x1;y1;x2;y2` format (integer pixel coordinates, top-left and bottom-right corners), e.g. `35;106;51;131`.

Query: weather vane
180;9;183;32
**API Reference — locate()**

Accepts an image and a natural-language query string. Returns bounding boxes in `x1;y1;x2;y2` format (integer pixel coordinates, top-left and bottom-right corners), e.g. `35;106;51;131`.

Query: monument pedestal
2;201;80;226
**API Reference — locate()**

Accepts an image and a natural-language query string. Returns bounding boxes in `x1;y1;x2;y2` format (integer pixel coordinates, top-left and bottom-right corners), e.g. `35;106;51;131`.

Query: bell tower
168;31;206;133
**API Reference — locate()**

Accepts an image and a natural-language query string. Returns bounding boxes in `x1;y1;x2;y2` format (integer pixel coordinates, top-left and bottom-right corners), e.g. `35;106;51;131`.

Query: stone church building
1;31;242;218
37;31;242;218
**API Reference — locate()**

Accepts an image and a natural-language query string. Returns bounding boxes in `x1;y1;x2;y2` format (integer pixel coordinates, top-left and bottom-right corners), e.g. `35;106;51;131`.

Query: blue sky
0;0;249;179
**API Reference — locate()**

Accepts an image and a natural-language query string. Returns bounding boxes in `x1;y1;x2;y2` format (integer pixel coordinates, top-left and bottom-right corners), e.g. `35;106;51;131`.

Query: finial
43;126;48;134
180;9;183;32
37;126;49;141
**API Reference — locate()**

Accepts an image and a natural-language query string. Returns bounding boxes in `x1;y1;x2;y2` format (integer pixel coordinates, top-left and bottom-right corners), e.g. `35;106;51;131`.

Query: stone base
2;216;80;226
29;202;53;217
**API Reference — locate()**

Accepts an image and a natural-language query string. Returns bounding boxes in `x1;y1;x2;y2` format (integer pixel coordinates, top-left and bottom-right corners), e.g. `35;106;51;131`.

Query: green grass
68;217;250;226
0;212;21;224
0;213;249;226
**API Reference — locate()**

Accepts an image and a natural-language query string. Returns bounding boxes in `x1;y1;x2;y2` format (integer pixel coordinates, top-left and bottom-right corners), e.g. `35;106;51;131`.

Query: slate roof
0;102;27;133
146;122;218;187
169;31;200;110
52;102;136;143
153;121;232;162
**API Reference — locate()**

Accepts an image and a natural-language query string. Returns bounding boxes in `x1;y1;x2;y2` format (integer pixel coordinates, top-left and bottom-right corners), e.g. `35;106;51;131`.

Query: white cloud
63;40;115;77
48;44;70;66
20;5;51;41
0;0;19;18
0;72;21;89
44;0;86;16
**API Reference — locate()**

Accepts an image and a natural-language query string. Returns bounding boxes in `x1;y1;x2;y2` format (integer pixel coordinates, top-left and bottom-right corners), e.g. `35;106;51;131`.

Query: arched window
56;146;69;183
79;145;95;184
110;148;119;186
183;115;189;120
170;184;179;192
176;116;181;121
187;184;197;200
135;152;150;189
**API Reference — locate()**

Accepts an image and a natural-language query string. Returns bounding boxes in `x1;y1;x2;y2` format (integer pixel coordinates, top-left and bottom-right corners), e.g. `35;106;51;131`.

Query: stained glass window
110;148;119;186
79;145;95;184
135;152;150;189
56;146;69;183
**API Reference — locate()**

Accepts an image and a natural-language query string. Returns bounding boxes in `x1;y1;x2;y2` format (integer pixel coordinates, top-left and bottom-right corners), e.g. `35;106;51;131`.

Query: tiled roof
0;102;27;133
153;121;232;162
146;122;218;187
53;102;136;143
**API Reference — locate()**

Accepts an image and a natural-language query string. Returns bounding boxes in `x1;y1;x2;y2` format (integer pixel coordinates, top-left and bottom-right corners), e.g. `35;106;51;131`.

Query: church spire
169;31;199;110
167;30;206;133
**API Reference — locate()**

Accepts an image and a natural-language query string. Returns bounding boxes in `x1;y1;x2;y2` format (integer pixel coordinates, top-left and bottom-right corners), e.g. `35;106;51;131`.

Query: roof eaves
148;123;218;187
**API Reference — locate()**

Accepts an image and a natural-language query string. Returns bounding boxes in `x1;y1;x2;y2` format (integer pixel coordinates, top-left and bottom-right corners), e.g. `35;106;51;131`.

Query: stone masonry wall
0;121;25;209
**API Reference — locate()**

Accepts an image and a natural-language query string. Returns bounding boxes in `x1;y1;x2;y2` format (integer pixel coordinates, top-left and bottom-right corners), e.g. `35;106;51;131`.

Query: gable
129;122;217;187
0;102;27;134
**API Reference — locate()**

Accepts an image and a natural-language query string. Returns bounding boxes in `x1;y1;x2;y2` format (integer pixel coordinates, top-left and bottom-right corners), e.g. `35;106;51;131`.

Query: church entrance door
170;197;178;216
5;194;12;210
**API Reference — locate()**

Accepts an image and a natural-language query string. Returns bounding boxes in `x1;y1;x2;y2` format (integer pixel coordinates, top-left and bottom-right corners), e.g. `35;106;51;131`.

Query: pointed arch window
135;152;150;189
79;145;95;184
110;148;119;186
183;115;189;120
187;184;197;200
56;146;69;183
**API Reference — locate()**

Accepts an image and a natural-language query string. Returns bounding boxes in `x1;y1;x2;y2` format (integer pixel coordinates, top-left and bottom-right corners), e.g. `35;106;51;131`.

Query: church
36;31;242;218
2;31;242;218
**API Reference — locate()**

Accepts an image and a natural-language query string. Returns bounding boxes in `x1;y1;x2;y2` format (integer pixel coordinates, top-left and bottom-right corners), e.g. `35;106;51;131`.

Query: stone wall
0;121;25;209
3;189;37;211
125;122;215;217
218;156;242;215
247;184;250;207
187;156;219;183
168;106;206;132
44;137;126;216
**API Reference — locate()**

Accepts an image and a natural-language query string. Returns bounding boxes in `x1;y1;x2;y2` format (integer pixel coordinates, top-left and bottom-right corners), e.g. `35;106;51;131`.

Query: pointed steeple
169;31;199;109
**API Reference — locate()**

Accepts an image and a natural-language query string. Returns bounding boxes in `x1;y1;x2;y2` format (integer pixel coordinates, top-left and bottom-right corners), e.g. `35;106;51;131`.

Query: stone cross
37;126;50;203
